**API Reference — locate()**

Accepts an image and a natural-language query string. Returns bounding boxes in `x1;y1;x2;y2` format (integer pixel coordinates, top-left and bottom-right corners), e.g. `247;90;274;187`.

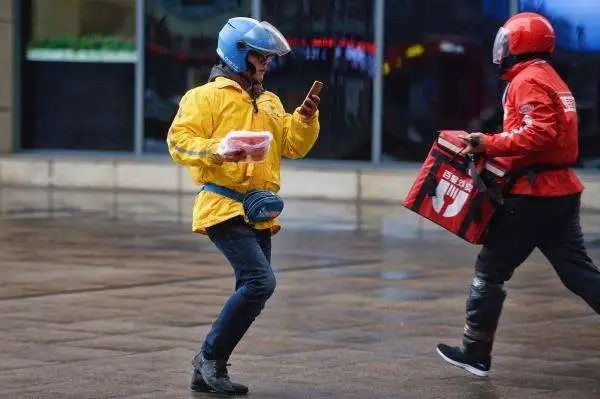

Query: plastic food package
218;131;273;162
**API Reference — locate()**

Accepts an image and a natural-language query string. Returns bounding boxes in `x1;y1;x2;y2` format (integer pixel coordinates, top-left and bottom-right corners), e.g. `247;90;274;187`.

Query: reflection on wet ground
0;187;599;398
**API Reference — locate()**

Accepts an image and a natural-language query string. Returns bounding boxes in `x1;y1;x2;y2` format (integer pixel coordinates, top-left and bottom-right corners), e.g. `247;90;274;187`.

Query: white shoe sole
436;347;489;377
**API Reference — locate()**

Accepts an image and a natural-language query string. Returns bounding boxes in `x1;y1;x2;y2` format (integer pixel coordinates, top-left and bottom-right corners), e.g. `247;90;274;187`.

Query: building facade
1;0;600;165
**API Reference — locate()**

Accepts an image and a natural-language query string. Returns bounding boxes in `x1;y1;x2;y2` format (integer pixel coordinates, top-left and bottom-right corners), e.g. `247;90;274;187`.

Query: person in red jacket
436;12;600;377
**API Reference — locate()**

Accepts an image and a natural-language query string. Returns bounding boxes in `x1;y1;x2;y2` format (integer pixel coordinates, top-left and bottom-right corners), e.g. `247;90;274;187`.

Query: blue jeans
200;217;275;361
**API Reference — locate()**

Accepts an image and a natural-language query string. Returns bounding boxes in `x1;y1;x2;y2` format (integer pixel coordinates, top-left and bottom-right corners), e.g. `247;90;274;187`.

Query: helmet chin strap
245;59;257;75
242;59;263;88
239;60;263;114
216;56;263;113
499;52;552;74
216;60;261;91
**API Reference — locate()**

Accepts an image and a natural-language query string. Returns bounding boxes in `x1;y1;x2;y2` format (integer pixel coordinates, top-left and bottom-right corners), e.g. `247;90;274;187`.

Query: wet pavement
0;187;599;399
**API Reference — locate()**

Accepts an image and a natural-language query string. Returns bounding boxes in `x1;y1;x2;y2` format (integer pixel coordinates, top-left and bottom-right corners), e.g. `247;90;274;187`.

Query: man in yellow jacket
167;17;319;395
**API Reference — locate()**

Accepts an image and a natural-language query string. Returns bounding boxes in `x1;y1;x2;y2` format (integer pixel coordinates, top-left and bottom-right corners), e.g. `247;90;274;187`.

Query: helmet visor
492;27;509;65
240;21;291;56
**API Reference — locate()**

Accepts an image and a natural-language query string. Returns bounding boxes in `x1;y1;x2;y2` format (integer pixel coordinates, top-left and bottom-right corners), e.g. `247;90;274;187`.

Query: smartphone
303;81;323;105
308;80;323;97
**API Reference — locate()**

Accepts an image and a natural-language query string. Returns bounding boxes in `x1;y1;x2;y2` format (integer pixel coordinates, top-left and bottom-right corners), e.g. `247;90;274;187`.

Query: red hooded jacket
482;59;584;196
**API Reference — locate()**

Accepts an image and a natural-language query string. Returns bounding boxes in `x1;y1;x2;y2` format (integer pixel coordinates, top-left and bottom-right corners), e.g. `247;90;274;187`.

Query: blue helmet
217;17;291;73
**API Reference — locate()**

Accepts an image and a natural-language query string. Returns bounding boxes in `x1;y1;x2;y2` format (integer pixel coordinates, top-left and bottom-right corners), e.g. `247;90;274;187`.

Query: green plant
28;35;135;51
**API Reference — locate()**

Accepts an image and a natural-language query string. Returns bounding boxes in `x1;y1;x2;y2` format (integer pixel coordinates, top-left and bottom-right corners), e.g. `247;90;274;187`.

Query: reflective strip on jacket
167;76;320;234
484;59;584;196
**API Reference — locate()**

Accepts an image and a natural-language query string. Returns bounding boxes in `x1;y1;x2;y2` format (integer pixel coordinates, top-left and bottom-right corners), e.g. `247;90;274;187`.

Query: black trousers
463;193;600;359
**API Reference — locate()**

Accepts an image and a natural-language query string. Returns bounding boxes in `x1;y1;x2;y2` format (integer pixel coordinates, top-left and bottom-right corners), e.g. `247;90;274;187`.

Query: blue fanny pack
202;183;284;223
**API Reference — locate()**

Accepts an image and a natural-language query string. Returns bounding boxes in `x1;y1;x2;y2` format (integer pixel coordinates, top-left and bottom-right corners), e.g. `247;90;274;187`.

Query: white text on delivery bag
403;130;506;244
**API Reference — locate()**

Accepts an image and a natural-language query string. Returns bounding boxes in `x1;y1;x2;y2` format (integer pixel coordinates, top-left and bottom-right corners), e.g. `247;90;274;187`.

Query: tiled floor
1;188;599;398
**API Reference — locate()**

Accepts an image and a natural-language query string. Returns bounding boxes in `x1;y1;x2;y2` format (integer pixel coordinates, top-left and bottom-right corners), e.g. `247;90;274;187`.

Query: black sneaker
191;355;248;395
190;367;215;393
436;343;490;377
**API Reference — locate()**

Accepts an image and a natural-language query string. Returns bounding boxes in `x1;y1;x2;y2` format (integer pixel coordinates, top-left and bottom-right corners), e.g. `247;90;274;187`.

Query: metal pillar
134;0;145;155
510;0;519;15
12;0;22;152
371;0;384;164
251;0;261;19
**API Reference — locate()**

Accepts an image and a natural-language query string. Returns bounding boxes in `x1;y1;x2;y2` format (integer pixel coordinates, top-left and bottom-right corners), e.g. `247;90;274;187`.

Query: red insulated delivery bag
403;130;506;244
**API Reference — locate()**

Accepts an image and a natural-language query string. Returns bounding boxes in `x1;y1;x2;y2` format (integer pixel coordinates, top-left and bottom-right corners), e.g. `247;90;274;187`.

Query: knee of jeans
246;272;276;300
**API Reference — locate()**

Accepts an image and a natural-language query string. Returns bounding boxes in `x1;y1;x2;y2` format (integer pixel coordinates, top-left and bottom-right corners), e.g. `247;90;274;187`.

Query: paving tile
1;189;599;398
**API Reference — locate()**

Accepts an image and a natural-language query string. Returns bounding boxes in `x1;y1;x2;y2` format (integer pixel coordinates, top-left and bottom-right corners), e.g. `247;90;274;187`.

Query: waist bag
202;183;284;223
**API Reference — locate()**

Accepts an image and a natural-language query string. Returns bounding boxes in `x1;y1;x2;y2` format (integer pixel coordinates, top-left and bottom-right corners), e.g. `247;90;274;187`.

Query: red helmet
493;12;555;65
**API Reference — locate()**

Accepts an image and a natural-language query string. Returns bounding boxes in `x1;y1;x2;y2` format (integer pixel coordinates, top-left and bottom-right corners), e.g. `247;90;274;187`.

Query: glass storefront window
382;0;508;162
261;0;375;160
143;0;252;153
21;0;136;151
15;0;598;162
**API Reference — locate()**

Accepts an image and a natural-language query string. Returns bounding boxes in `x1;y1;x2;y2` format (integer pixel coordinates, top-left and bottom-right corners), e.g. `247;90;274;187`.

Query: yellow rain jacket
167;76;319;235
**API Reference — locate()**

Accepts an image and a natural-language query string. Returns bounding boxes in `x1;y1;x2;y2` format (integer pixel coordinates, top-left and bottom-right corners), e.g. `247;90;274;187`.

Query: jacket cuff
207;140;224;165
483;134;503;157
294;108;319;124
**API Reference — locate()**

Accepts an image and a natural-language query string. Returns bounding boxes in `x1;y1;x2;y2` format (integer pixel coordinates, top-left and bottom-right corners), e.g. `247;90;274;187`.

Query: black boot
191;355;248;395
436;343;491;377
438;275;503;377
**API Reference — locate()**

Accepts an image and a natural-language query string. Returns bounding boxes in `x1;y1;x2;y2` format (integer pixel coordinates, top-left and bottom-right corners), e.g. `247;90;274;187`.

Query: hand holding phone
299;81;323;119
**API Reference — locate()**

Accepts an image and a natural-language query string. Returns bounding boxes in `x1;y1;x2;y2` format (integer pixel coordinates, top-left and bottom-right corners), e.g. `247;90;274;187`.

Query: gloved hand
459;133;486;155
